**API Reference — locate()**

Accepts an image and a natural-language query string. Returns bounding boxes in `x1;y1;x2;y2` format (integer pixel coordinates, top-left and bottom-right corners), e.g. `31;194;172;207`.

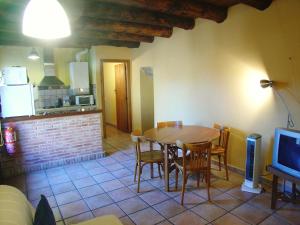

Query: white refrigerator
0;84;36;117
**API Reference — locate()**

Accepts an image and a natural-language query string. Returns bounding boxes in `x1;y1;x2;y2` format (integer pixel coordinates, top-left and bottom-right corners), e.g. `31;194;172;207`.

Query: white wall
131;0;300;171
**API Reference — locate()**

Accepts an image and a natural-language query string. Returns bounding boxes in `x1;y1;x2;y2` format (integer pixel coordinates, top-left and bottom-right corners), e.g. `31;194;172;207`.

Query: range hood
38;48;66;90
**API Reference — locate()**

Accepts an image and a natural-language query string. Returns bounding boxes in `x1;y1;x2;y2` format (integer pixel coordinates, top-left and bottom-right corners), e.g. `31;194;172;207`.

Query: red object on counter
4;127;17;155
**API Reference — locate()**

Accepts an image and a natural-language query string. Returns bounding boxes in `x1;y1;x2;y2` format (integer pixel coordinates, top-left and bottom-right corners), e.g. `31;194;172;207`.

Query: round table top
144;125;220;145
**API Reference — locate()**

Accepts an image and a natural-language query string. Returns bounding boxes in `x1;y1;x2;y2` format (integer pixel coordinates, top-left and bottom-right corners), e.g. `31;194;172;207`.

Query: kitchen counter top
1;108;102;122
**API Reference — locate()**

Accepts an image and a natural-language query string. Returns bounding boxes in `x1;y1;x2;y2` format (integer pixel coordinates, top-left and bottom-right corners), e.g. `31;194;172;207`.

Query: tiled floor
3;126;300;225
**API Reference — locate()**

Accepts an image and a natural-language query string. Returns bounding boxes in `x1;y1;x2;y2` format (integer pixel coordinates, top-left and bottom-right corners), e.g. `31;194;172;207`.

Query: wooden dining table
144;125;220;191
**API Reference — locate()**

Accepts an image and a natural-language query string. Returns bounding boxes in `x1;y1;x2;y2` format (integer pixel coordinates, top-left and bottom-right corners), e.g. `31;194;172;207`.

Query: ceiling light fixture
22;0;71;39
28;47;40;60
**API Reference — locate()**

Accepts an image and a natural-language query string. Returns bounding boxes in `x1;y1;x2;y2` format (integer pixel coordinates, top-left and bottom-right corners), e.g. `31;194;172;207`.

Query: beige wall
103;63;119;126
0;46;87;85
140;67;154;132
131;0;300;172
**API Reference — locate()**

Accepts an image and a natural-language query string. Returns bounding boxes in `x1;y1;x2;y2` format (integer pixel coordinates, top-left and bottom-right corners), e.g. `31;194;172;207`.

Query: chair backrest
213;123;222;145
219;127;230;152
131;130;145;161
157;121;183;128
181;142;212;172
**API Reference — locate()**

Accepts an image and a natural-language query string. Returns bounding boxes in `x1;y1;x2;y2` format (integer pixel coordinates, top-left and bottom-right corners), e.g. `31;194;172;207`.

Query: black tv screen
278;134;300;172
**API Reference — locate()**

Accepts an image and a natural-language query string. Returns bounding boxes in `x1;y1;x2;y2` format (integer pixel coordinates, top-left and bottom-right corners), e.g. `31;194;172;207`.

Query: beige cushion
75;215;123;225
0;185;35;225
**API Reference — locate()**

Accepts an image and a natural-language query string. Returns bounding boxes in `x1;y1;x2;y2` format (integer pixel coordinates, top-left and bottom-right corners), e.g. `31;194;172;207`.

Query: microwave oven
75;95;94;106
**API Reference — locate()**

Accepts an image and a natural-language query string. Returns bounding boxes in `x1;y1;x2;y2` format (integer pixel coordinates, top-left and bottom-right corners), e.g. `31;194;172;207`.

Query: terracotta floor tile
276;203;300;225
84;193;113;210
139;189;169;206
212;213;249;225
156;220;173;225
93;172;116;183
48;174;71;185
51;182;76;195
226;187;257;201
100;179;125;192
231;203;270;224
117;196;149;214
106;163;125;172
78;184;104;198
46;168;66;178
153;199;186;218
67;171;90;180
64;212;94;225
81;160;101;169
212;179;237;192
87;166;108;176
92;204;125;218
52;207;62;221
248;192;285;213
28;186;53;201
97;157;118;166
119;216;136;225
26;178;49;191
73;177;96;189
129;207;164;225
192;186;223;200
31;195;57;208
169;210;208;225
259;214;291;225
128;181;156;194
119;174;139;186
111;168;133;178
59;200;90;218
55;190;82;205
191;202;226;222
212;193;243;211
107;186;136;202
174;192;206;208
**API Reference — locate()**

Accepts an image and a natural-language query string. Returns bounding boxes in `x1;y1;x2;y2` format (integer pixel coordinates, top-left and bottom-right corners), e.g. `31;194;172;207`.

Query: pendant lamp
28;47;40;60
22;0;71;39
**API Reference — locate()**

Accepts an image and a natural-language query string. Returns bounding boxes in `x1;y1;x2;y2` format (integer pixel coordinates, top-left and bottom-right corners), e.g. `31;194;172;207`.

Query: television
272;128;300;179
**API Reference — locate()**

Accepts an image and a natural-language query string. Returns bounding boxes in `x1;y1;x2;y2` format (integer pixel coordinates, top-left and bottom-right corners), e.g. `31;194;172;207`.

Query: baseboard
211;159;272;187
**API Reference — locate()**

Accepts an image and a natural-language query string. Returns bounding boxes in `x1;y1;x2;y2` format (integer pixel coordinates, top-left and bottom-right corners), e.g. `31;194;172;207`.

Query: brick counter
1;111;103;178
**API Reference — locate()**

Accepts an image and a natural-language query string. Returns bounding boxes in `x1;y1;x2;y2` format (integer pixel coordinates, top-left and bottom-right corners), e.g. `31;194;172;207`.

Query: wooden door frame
100;59;132;138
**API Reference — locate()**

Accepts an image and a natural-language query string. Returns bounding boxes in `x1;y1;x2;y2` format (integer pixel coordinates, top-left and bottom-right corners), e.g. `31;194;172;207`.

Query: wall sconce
260;79;273;88
260;79;294;128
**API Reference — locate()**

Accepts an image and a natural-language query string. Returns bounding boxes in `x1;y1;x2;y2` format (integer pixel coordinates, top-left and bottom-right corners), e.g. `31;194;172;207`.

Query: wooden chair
211;125;230;180
157;121;183;128
175;141;212;205
131;130;164;192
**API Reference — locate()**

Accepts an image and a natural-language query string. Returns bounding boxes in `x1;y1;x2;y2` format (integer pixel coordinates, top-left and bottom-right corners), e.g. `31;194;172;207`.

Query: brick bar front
1;111;103;178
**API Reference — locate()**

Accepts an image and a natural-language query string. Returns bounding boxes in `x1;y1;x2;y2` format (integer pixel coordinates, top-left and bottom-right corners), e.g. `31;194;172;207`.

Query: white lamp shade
22;0;71;39
28;48;40;60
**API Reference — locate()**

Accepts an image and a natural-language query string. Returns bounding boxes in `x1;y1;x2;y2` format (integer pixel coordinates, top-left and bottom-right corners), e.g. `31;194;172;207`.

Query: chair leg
158;163;162;178
224;154;229;180
181;172;187;206
218;155;221;171
175;168;179;190
134;162;138;182
197;172;200;188
207;171;211;201
137;164;142;193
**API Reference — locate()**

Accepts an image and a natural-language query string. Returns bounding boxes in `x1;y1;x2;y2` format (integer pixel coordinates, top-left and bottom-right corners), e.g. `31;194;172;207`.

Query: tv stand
267;165;300;209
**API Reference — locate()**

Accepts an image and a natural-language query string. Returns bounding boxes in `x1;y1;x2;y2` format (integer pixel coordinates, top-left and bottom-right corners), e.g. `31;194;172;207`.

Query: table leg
150;141;154;178
271;174;278;209
164;144;169;191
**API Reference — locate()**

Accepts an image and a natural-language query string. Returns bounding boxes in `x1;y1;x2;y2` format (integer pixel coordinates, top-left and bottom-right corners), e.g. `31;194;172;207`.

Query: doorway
140;67;154;132
101;60;132;138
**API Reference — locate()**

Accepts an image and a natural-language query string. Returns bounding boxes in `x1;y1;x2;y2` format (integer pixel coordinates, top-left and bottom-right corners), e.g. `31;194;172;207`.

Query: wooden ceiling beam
76;18;172;38
84;3;195;30
93;0;228;23
0;32;140;48
78;30;154;43
239;0;273;10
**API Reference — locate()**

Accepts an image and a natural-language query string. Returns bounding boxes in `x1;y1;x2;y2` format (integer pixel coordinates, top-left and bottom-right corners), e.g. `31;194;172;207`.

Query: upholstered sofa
0;185;123;225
